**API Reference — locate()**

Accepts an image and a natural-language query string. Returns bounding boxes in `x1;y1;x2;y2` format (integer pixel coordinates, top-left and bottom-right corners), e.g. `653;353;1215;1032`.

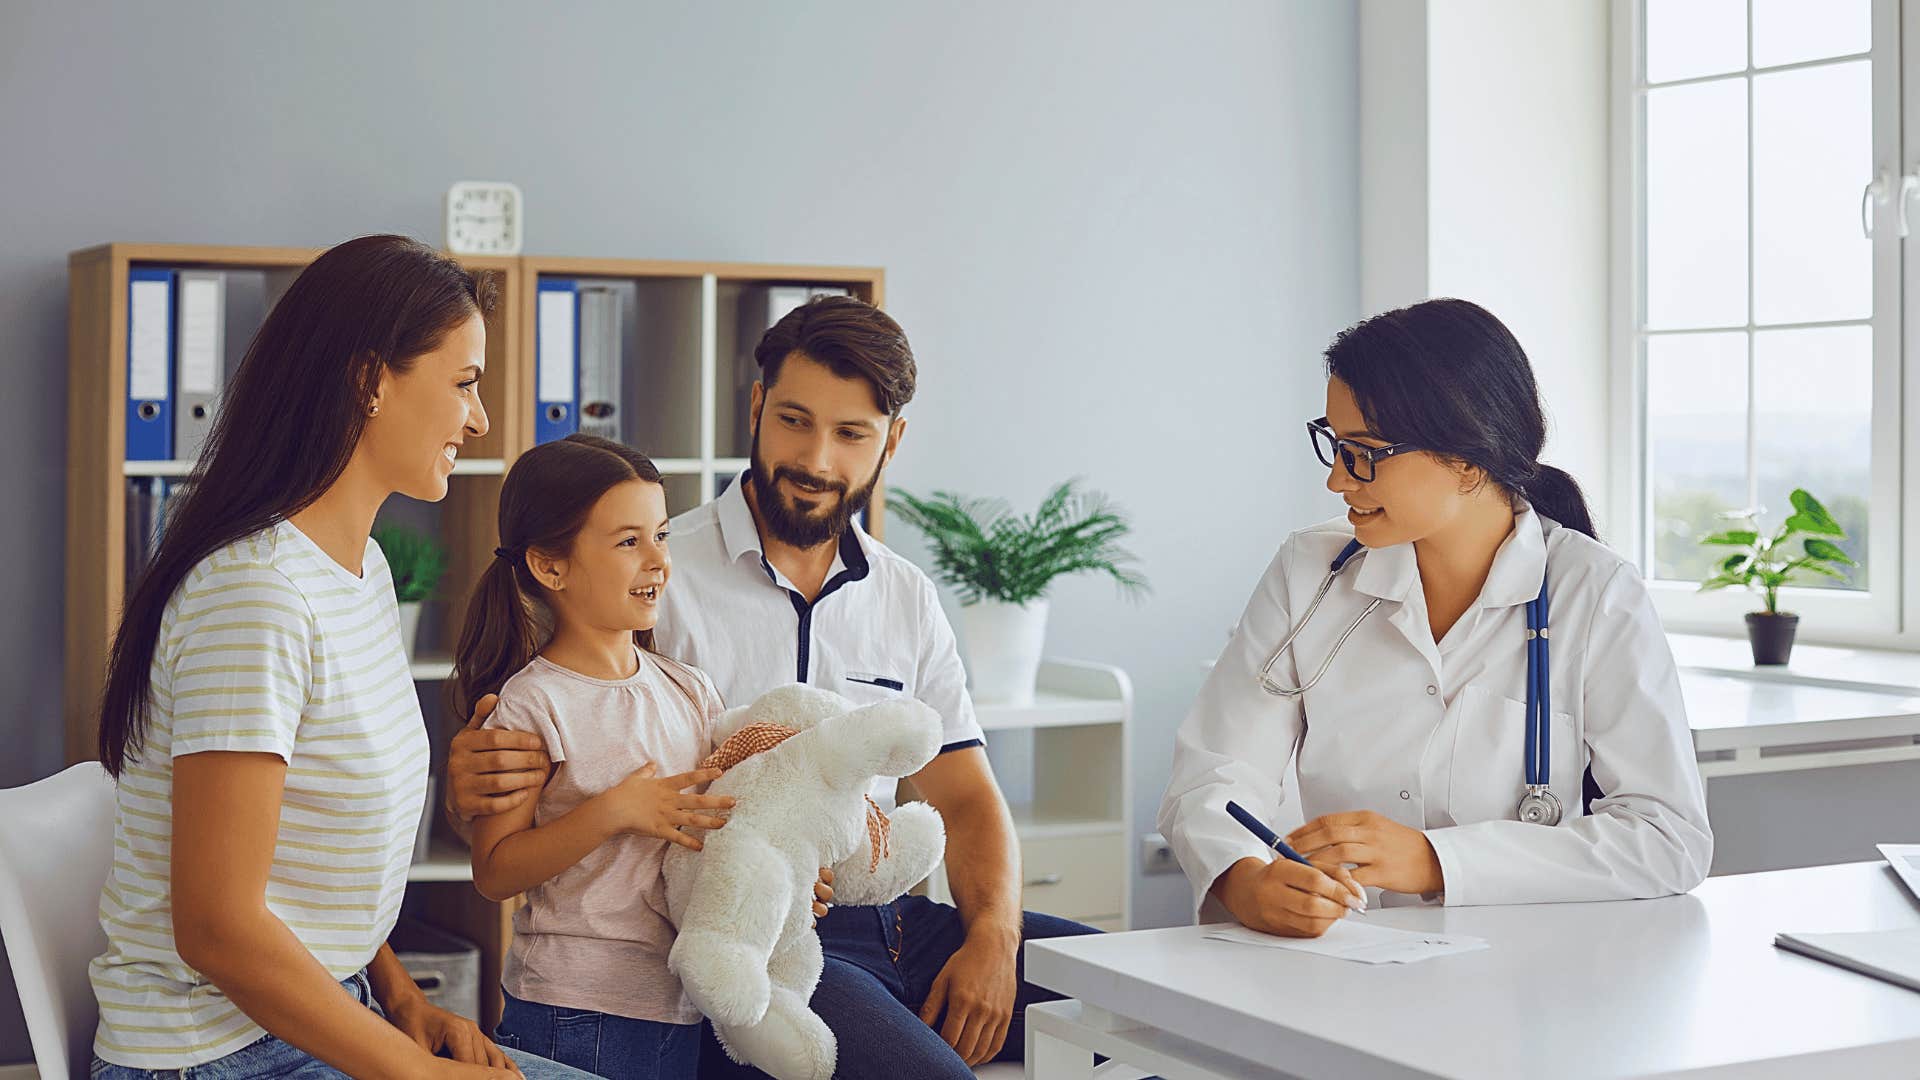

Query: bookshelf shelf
123;457;509;478
68;242;886;1030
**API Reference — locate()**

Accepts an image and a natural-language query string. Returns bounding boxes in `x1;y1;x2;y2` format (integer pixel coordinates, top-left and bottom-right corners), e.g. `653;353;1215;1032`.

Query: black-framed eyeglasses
1308;417;1420;483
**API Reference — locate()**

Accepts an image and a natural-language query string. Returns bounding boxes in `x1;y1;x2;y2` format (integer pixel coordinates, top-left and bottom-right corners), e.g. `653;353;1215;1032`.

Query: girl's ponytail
448;551;542;726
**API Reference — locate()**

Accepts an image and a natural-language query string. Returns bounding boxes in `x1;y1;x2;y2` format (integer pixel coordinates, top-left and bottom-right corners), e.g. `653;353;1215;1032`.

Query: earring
367;403;380;418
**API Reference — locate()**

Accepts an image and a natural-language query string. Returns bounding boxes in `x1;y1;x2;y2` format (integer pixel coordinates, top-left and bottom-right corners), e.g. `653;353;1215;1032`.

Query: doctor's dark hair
97;235;495;776
1323;298;1598;540
449;434;694;728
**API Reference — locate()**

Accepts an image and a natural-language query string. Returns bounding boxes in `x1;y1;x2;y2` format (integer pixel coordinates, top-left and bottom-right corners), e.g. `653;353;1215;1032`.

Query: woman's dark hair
98;235;496;775
448;434;674;725
1323;298;1597;539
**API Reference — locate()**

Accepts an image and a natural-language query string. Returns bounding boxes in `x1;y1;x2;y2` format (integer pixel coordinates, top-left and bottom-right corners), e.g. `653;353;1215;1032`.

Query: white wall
1361;0;1613;531
1360;0;1430;314
0;0;1361;1058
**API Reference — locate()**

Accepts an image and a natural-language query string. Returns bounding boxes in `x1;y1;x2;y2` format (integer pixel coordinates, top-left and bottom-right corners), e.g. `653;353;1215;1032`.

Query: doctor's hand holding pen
1215;800;1369;938
1213;856;1366;938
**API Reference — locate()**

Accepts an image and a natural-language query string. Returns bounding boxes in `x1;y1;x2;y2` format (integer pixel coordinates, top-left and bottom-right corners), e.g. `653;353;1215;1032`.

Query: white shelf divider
407;838;474;883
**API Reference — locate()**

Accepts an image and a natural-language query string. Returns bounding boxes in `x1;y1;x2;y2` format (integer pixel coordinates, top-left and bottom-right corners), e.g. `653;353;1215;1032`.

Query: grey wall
0;0;1359;1059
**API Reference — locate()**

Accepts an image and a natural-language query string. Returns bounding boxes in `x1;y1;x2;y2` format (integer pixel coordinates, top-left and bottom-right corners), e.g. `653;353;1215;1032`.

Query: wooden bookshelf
65;243;886;1028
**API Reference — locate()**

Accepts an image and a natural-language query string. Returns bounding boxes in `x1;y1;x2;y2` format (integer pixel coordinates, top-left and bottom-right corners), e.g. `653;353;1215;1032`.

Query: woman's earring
367;403;380;418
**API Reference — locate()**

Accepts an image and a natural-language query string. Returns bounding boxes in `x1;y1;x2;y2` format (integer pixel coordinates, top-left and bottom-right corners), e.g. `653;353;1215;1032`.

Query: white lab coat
1158;504;1712;920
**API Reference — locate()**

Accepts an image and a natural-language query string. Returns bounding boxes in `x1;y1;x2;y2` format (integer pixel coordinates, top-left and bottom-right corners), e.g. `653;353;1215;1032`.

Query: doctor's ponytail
1510;464;1595;541
1324;298;1599;541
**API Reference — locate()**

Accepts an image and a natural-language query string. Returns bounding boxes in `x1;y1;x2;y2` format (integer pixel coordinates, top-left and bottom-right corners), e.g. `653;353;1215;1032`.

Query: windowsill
1669;631;1920;695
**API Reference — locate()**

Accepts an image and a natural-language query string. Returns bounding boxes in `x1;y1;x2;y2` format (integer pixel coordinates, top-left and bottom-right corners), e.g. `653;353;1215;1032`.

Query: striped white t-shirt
90;519;430;1068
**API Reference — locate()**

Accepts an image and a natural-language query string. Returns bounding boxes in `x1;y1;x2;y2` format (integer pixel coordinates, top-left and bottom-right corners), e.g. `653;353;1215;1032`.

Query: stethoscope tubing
1255;536;1556;796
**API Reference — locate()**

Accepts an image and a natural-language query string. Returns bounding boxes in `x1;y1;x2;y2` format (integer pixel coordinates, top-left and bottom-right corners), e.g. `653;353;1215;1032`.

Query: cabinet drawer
1019;830;1124;923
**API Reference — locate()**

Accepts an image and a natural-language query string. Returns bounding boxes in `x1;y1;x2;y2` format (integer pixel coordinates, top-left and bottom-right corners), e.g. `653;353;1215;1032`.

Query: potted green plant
372;523;448;660
889;479;1147;705
1697;489;1854;666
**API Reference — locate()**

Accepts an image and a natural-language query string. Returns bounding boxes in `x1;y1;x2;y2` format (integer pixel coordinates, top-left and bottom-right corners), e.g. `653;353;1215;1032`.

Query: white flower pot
397;601;424;660
960;599;1049;706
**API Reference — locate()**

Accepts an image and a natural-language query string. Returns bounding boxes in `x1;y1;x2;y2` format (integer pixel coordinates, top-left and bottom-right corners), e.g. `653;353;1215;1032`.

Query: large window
1621;0;1903;635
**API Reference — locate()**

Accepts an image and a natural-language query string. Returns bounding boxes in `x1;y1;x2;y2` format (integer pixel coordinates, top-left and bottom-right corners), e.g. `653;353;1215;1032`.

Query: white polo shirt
655;473;984;810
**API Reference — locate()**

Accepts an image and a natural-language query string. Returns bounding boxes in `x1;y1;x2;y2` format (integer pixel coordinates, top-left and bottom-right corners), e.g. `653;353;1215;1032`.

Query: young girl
452;434;738;1080
89;236;585;1079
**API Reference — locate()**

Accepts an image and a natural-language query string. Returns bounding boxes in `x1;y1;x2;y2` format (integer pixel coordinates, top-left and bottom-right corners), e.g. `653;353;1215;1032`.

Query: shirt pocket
1447;684;1582;826
840;670;911;702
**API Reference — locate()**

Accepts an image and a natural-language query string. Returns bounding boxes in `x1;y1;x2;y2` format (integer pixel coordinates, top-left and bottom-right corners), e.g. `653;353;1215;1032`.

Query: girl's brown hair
98;235;495;775
448;434;672;724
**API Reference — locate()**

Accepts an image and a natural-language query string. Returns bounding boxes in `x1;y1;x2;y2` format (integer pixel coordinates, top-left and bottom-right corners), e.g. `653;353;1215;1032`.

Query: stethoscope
1256;537;1564;826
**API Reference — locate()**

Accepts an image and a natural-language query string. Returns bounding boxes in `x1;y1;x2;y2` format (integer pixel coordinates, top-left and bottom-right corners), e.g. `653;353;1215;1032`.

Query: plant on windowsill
372;523;448;660
888;479;1148;705
1697;489;1854;666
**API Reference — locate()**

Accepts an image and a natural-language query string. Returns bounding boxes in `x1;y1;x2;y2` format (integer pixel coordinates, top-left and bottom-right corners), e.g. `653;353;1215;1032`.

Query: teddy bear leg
767;918;824;1002
668;837;794;1027
716;985;836;1080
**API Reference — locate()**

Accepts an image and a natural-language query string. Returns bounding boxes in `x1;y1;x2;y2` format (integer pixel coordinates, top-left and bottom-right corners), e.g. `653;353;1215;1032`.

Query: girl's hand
386;993;519;1074
603;763;734;849
1287;810;1444;896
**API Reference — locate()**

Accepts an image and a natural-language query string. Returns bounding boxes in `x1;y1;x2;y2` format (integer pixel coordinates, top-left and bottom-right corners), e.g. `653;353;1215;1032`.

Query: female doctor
1158;298;1712;937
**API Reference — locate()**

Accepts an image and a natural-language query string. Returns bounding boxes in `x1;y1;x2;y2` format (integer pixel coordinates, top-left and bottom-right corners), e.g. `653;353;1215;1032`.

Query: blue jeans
697;895;1100;1080
494;991;701;1079
90;971;594;1079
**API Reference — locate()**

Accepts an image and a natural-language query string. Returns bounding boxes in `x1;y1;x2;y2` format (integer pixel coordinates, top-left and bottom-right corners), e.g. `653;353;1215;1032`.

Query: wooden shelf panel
124;457;508;478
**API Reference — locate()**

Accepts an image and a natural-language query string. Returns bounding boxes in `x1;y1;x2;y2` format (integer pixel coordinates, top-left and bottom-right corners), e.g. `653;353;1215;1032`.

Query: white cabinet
919;659;1132;930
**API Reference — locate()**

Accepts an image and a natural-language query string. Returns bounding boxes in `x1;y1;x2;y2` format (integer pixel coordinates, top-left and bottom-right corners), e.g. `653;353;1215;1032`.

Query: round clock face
446;182;523;255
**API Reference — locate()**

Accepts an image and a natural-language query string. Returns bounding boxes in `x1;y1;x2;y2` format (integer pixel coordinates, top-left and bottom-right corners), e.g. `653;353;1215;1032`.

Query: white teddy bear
662;684;948;1080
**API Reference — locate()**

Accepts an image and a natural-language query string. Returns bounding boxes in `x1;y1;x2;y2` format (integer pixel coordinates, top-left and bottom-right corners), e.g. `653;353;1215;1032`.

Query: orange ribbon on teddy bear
700;721;892;872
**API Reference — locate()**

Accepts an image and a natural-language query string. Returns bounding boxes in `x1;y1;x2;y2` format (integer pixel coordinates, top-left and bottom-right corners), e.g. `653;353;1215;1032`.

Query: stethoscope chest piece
1517;784;1562;826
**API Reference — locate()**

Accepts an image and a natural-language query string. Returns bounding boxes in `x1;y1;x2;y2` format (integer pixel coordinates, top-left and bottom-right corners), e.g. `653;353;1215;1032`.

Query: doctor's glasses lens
1309;420;1375;483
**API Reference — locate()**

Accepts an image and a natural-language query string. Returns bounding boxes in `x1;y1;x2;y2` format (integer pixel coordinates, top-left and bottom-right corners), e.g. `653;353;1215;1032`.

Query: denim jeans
697;894;1101;1080
494;991;701;1080
90;970;595;1079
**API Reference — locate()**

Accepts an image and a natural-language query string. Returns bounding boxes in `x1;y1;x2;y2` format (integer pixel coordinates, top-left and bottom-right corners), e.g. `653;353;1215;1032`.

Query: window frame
1611;0;1906;644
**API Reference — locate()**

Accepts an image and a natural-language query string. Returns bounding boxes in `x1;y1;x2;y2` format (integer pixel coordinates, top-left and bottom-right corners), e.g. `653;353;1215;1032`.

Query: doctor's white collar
1351;501;1552;610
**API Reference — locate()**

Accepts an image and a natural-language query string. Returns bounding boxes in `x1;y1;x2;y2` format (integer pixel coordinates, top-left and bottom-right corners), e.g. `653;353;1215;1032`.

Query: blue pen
1225;800;1365;913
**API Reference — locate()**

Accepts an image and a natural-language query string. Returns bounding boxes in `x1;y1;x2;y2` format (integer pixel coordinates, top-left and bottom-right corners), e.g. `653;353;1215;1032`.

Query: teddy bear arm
825;801;948;906
807;704;944;789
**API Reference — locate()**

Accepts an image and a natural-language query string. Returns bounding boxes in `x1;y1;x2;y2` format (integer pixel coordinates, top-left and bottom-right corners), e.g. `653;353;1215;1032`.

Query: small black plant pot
1746;612;1799;666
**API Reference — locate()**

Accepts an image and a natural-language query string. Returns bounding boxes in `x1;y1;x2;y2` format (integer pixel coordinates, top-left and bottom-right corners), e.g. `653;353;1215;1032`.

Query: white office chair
0;762;116;1080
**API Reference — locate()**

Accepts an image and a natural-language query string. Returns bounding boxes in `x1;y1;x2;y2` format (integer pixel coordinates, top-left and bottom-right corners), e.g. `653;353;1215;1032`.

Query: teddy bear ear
749;682;854;732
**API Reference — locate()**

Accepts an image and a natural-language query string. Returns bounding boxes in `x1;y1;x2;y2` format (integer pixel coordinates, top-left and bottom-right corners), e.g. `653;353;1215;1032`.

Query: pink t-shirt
484;648;722;1024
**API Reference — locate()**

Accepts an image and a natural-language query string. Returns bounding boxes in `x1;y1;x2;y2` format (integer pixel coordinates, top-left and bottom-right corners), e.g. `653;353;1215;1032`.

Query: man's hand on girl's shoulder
445;693;551;824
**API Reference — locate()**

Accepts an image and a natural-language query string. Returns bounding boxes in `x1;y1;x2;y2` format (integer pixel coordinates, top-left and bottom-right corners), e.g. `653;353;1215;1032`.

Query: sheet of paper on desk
1205;921;1489;964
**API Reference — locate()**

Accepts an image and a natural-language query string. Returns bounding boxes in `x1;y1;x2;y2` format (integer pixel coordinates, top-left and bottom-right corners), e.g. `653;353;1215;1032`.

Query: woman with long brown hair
88;235;589;1079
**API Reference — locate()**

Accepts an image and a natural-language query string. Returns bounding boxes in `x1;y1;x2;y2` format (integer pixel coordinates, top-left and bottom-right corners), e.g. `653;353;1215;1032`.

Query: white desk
1024;862;1920;1079
1681;668;1920;777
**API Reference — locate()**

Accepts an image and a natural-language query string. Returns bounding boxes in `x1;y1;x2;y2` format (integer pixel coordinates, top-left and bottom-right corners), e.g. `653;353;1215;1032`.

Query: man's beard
748;428;882;550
